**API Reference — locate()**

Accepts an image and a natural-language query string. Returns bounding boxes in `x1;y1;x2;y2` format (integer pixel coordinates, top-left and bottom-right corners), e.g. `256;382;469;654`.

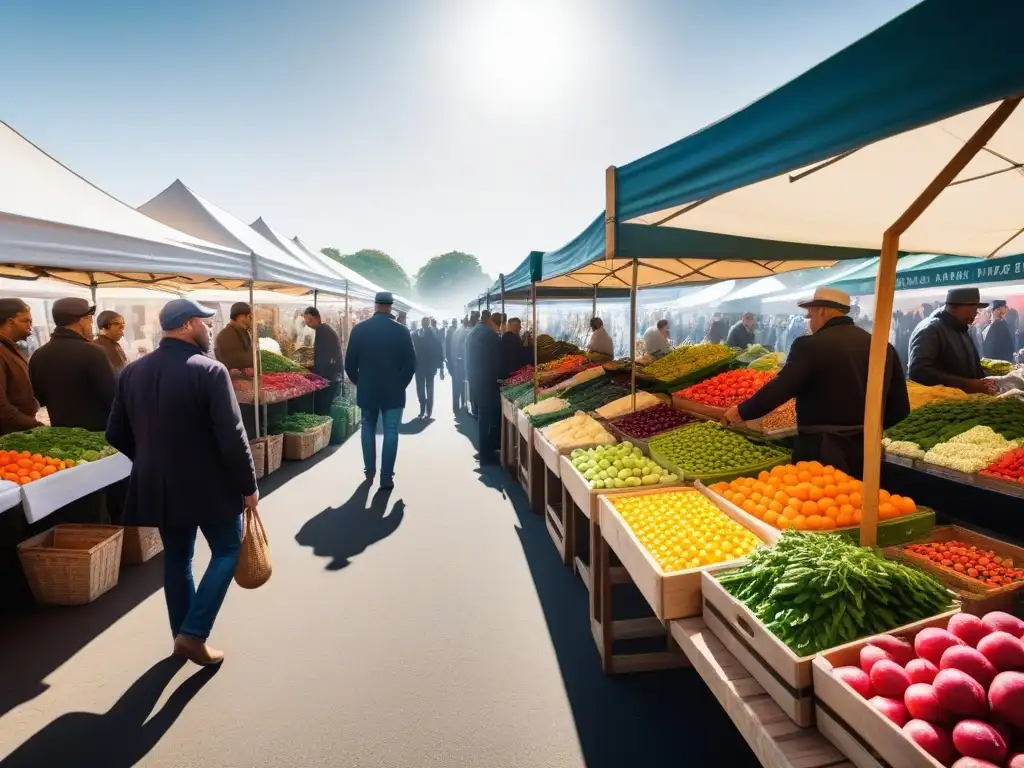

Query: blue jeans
361;407;402;479
159;515;242;640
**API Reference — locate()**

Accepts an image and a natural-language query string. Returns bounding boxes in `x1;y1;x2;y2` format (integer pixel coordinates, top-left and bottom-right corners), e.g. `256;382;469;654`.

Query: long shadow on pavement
454;409;759;768
0;555;165;719
295;479;405;570
0;655;218;767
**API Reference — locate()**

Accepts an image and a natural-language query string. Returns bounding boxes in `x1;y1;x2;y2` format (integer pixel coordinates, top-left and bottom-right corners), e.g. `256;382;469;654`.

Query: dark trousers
451;362;464;410
415;370;435;414
477;399;500;459
313;381;340;415
159;516;242;640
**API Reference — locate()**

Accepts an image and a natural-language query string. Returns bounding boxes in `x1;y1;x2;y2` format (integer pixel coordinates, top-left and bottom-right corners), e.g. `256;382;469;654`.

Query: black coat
412;327;443;374
726;322;756;349
908;310;984;389
344;313;416;410
105;338;257;528
312;323;344;382
983;317;1016;363
501;331;527;377
469;325;503;409
29;328;115;432
738;317;910;477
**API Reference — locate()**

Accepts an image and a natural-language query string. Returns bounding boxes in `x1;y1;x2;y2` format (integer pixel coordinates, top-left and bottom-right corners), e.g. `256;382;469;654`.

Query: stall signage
836;254;1024;297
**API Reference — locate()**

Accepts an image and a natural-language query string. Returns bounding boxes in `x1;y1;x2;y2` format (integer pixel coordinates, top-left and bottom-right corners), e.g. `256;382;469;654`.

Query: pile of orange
0;450;72;486
708;460;917;531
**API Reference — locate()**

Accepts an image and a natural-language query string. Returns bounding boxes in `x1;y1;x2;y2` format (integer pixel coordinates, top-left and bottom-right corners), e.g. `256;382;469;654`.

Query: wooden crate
885;525;1024;615
283;421;332;461
516;413;543;514
499;406;517;474
812;612;961;768
598;487;774;621
670;618;856;768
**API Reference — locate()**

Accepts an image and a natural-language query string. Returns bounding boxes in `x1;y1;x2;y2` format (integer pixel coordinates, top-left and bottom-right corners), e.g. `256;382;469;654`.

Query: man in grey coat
908;288;998;394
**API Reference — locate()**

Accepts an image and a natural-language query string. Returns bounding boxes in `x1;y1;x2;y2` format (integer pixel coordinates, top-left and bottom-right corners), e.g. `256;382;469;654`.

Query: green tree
321;248;411;294
414;251;492;302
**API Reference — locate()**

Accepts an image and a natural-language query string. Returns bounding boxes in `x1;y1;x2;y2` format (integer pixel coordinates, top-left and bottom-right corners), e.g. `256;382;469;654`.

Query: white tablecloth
0;480;21;516
20;453;132;524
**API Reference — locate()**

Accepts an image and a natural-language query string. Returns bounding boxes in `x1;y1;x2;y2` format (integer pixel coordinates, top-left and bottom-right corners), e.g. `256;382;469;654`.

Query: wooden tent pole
592;285;597;319
629;258;638;412
532;282;539;402
605;166;617;263
860;96;1020;547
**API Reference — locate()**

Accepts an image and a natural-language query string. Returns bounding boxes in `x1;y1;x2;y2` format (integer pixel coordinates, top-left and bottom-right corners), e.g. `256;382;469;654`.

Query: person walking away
642;319;671;356
908;288;998;394
726;312;757;349
94;311;129;374
983;300;1015;363
452;317;470;413
412;317;442;418
724;288;909;478
214;302;254;371
465;310;489;417
106;299;258;666
501;317;528;377
587;317;614;362
472;314;504;464
0;299;41;435
304;306;344;415
30;298;114;432
344;293;416;489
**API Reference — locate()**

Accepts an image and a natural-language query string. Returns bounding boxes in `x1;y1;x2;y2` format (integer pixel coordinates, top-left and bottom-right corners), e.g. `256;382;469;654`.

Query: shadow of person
398;418;431;435
294;482;405;571
0;656;218;767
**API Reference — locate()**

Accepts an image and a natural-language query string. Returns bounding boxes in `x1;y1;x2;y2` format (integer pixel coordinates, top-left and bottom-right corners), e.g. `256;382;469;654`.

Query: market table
20;454;132;525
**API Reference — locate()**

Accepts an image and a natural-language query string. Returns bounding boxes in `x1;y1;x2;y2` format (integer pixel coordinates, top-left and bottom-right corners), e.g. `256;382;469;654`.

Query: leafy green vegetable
0;427;116;462
260;350;305;373
885;397;1024;449
269;413;333;434
717;531;954;656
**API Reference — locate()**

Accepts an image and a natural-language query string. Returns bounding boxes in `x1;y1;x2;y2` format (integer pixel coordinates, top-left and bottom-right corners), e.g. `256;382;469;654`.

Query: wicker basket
18;524;124;605
250;438;267;479
265;433;284;475
121;526;163;565
282;421;333;461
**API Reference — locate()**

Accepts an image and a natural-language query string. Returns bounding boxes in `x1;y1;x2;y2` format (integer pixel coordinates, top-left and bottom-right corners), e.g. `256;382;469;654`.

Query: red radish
933;669;989;718
948;614;990;648
952;720;1008;764
977;631;1024;672
916;628;966;666
870;660;911;699
867;635;915;666
952;759;1002;768
869;695;908;727
940;645;998;688
907;658;940;685
904;683;952;724
903;720;955;766
989;671;1024;728
982;611;1024;637
861;645;894;675
833;666;874;699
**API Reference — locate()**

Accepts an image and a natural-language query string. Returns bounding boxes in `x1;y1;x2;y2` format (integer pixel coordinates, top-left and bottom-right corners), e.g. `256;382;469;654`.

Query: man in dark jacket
30;298;115;432
705;314;728;344
726;312;757;349
412;317;442;418
465;310;489;417
213;302;254;371
501;317;528;377
983;300;1016;363
724;288;910;478
0;298;41;435
470;313;504;463
909;288;997;394
344;292;416;489
106;298;258;666
304;306;344;415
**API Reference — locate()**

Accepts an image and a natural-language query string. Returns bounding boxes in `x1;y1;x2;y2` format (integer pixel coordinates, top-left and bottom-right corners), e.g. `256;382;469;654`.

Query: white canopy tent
0;122;251;293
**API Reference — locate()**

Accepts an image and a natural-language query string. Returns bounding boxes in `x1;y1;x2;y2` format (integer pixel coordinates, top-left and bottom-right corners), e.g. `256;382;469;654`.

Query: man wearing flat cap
909;288;998;394
214;302;254;371
94;310;128;374
344;292;416;489
725;287;910;477
983;299;1016;363
29;297;115;432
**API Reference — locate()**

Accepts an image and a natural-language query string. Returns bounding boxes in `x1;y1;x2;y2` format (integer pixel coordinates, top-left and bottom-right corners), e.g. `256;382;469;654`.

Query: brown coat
94;334;128;373
0;336;40;435
214;322;253;371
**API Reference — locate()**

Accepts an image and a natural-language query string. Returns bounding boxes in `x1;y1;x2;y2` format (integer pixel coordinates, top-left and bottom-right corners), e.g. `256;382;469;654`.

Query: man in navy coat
106;299;259;666
344;292;417;489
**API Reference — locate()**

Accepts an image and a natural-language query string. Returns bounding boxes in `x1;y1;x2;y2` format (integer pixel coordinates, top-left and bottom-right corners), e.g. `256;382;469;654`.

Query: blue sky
0;0;918;280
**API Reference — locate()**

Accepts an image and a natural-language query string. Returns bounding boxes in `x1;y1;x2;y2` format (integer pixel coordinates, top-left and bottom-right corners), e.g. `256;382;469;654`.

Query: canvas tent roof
0;122;251;291
617;0;1024;259
139;181;349;296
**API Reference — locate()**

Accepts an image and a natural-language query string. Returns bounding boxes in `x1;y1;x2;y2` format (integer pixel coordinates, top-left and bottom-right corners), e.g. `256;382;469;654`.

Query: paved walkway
0;379;759;767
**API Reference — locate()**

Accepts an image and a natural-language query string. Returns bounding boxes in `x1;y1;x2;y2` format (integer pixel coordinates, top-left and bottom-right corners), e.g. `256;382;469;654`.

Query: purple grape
613;405;700;439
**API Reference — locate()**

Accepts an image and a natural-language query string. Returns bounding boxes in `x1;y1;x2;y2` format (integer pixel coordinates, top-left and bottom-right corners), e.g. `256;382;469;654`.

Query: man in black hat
909;288;998;394
724;288;909;478
304;306;344;414
983;299;1016;363
214;302;254;371
344;292;416;488
29;298;115;432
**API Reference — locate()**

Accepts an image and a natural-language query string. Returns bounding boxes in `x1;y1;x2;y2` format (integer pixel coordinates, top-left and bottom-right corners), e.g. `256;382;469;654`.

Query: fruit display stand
669;619;855;768
516;410;544;514
532;429;587;566
884;452;1024;500
282;421;333;461
20;453;132;525
500;398;518;472
884;525;1024;615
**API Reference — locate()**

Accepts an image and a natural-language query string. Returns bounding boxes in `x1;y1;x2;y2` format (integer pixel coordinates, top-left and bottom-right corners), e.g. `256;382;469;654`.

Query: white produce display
595;391;662;419
20;453;131;524
541;412;615;450
524;397;569;416
0;479;21;517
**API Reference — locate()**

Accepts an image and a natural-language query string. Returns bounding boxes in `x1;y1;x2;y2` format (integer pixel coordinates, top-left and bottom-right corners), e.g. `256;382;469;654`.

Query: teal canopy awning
831;253;1024;296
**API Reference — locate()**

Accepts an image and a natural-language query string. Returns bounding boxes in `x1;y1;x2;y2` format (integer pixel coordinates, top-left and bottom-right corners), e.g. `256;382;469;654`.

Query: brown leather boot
173;634;225;666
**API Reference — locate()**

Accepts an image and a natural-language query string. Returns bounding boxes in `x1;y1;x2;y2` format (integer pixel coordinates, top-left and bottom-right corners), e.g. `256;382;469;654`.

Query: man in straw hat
909;288;999;394
724;287;910;478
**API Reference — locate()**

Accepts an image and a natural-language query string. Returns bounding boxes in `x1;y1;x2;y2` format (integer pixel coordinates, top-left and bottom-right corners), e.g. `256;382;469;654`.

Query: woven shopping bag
234;508;272;589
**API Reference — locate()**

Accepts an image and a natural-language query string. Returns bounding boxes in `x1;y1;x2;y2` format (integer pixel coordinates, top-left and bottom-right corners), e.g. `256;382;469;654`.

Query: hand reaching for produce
722;405;742;424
